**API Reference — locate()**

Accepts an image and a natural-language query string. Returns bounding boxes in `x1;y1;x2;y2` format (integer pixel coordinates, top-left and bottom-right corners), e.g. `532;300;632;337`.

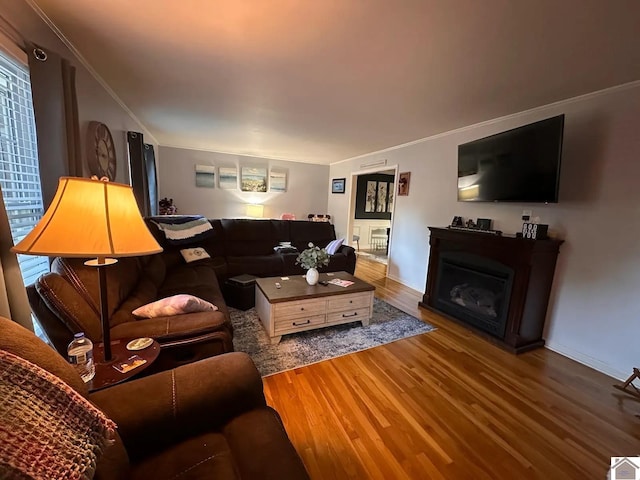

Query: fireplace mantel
419;227;564;353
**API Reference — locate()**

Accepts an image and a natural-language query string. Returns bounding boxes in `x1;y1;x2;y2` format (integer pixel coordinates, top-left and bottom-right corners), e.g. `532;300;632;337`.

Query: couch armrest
90;352;266;461
339;244;356;257
110;310;230;342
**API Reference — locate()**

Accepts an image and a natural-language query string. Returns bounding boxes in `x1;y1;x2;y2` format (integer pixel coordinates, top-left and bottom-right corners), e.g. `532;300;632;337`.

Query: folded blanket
0;349;116;480
151;215;214;245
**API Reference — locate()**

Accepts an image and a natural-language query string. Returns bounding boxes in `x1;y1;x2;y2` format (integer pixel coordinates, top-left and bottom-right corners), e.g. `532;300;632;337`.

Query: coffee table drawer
327;308;370;325
274;298;326;317
275;314;326;333
327;292;372;312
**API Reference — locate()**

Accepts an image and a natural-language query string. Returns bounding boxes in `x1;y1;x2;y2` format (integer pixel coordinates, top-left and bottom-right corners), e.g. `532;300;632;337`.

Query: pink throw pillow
132;294;218;318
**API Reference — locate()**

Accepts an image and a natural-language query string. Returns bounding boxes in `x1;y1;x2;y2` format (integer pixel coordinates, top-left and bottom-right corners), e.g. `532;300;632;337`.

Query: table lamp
246;204;264;218
11;177;163;362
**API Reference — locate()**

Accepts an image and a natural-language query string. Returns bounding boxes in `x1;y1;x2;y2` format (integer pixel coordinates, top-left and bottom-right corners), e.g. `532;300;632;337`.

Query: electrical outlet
522;209;532;221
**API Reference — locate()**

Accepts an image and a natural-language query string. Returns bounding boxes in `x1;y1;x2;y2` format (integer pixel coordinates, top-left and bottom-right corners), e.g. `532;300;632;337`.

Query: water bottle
67;332;95;382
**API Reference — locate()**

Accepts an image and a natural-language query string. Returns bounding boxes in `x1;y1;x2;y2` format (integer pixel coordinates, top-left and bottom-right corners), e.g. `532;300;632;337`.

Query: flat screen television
457;114;564;203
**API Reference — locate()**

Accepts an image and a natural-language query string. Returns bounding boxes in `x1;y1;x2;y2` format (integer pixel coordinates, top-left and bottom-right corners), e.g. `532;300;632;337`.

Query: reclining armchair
0;317;309;479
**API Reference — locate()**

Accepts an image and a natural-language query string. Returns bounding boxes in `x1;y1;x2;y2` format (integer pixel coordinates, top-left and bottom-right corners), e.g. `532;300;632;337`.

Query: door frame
346;164;399;262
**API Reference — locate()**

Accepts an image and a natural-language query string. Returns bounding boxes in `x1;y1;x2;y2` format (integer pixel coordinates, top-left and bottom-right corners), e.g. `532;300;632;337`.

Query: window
0;50;48;286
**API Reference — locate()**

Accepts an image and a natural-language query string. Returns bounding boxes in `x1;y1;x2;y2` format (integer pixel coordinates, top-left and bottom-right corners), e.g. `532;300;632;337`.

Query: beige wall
0;0;157;184
158;146;329;219
330;81;640;381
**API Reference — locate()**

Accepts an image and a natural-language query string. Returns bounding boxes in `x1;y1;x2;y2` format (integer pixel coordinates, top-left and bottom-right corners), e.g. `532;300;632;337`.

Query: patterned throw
0;350;116;480
151;215;214;245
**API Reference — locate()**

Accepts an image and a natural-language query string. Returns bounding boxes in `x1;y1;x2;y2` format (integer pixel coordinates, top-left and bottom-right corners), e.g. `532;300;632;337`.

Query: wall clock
86;121;116;181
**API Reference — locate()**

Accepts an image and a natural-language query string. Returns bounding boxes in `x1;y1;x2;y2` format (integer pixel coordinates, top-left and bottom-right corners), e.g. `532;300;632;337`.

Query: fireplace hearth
420;227;563;353
435;252;513;339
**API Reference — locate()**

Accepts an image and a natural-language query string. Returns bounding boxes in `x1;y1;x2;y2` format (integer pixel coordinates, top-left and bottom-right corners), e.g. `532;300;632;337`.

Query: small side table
88;338;160;392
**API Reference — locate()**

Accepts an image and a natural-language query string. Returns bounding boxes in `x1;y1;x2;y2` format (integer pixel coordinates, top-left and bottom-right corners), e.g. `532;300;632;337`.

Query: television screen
457;115;564;203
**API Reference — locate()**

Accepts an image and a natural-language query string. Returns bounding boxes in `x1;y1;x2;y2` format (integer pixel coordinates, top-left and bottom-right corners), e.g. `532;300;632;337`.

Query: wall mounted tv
457;114;564;203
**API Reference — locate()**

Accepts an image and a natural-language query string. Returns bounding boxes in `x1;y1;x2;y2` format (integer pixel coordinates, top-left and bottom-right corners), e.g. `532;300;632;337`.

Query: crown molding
331;80;640;166
25;0;159;145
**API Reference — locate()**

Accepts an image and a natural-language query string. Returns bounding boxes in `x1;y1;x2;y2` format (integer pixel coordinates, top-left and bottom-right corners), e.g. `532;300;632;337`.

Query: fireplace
420;227;563;353
434;253;513;339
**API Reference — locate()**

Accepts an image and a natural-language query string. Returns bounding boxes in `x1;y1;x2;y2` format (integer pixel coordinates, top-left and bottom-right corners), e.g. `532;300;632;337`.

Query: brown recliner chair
0;317;309;479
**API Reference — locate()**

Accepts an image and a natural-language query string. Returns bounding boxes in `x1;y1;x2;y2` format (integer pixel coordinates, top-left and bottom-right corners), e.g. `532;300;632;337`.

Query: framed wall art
195;164;215;188
331;178;346;194
218;166;238;189
240;167;267;192
269;170;287;192
398;172;411;196
355;173;394;220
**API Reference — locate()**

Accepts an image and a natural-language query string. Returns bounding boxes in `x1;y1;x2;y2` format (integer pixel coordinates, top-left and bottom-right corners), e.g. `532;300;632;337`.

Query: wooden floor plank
263;257;640;479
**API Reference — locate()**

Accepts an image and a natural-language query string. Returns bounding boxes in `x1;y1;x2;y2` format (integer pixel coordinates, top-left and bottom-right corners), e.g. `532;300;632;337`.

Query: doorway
347;166;397;266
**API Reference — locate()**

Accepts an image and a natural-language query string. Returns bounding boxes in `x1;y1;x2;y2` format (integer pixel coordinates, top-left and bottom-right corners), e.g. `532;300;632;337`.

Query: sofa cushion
289;221;336;252
221;219;280;256
132;294;218;318
226;254;284;278
51;257;143;321
110;310;230;343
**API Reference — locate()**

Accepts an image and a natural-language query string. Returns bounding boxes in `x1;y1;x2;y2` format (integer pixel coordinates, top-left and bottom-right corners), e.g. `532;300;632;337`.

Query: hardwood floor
263;258;640;479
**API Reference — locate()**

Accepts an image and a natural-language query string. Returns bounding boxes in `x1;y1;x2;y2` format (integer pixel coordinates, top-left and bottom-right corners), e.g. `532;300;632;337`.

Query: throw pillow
325;238;344;255
180;247;211;263
132;294;218;318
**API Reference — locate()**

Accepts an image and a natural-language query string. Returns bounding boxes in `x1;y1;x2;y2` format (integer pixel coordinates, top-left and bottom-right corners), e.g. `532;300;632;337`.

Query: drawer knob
349;300;353;303
342;312;358;318
293;319;311;326
300;307;304;311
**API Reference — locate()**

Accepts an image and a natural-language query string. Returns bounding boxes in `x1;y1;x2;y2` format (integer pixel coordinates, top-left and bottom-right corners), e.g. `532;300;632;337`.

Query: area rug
230;298;435;376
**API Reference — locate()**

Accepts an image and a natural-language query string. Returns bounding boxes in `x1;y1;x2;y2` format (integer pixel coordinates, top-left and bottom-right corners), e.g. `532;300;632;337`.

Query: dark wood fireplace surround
419;227;563;353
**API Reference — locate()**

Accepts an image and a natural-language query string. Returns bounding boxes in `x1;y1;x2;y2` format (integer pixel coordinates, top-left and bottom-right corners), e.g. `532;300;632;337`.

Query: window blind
0;51;48;286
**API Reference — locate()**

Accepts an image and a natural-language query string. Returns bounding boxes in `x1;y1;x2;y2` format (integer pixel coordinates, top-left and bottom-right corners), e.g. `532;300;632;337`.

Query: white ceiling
31;0;640;165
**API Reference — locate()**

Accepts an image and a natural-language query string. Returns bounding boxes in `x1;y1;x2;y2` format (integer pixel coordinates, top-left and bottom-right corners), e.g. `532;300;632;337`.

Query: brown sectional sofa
0;316;310;479
28;218;354;366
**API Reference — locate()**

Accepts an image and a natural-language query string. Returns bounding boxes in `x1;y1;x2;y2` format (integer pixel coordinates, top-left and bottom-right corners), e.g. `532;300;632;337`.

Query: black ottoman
223;274;257;311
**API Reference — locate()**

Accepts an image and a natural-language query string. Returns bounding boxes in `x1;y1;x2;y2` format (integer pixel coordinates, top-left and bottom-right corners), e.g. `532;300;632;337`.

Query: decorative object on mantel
86;121;116;181
159;197;177;215
398;172;411;196
613;368;640;399
296;242;329;285
522;222;549;240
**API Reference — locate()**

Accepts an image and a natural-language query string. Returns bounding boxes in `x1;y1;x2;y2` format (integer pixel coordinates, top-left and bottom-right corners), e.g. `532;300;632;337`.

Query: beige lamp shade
246;204;264;218
11;177;163;258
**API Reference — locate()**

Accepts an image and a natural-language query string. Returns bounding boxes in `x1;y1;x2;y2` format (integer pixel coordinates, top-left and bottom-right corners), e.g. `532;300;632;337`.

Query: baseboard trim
545;340;627;381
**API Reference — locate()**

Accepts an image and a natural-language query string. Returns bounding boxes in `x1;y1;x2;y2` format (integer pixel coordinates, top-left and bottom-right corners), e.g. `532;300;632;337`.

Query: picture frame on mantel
332;178;346;194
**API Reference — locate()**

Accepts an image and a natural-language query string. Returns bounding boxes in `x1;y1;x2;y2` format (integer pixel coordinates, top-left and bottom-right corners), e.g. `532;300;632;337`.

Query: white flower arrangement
295;242;330;270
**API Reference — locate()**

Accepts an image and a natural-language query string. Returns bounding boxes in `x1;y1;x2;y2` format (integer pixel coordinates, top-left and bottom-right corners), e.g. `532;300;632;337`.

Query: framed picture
240;167;267;192
195;164;215;188
332;178;346;194
269;170;287;192
355;173;393;220
398;172;411;196
218;166;238;189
